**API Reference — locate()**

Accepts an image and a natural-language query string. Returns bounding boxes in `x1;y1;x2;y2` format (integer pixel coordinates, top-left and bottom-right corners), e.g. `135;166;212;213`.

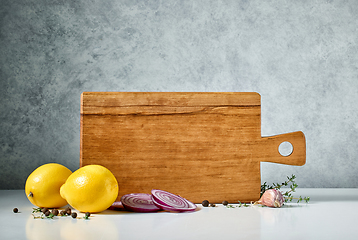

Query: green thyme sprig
32;212;55;219
226;201;252;208
261;174;296;196
31;207;91;220
32;207;42;213
46;213;55;219
260;174;310;204
83;212;91;220
32;207;54;219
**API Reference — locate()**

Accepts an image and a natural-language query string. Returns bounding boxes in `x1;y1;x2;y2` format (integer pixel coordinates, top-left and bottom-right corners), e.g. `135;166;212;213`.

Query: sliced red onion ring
108;201;124;210
121;193;161;212
151;189;197;212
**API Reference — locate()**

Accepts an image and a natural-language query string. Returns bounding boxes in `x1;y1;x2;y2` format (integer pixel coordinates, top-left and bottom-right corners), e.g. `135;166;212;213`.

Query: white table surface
0;188;357;240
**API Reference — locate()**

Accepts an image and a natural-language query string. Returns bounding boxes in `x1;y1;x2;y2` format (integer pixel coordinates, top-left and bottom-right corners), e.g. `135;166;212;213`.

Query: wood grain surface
80;92;306;203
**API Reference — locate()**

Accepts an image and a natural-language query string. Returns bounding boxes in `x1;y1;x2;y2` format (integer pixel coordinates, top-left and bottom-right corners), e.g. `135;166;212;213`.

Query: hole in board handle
278;141;293;157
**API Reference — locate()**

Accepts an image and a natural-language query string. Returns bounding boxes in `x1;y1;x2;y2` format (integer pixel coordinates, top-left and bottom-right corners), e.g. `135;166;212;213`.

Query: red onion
121;193;161;212
108;201;124;210
256;189;284;208
151;189;197;212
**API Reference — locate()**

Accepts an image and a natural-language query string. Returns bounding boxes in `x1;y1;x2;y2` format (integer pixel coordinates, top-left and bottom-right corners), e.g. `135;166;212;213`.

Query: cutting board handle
259;131;306;166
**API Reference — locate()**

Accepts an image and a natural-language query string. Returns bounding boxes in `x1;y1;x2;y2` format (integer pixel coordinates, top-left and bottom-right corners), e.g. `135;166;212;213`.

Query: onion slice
108;201;124;210
121;193;161;212
151;189;197;212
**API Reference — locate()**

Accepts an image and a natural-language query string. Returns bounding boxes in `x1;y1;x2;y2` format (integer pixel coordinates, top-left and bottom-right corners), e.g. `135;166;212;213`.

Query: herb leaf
260;174;310;204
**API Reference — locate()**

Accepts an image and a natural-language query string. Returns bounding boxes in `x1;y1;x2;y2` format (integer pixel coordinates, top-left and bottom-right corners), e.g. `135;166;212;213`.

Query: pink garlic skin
259;189;284;208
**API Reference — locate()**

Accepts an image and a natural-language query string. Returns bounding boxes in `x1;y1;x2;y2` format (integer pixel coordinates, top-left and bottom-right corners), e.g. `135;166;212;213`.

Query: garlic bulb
256;189;284;208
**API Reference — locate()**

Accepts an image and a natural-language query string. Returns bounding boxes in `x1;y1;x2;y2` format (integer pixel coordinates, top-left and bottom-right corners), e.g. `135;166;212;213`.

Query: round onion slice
121;193;161;212
108;201;124;210
151;189;197;212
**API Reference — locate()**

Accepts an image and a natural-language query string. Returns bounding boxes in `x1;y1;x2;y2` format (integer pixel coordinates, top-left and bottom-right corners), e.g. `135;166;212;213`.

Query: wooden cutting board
80;92;305;203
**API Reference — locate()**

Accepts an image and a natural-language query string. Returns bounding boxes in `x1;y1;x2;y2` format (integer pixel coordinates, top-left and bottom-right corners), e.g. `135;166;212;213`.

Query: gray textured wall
1;0;357;189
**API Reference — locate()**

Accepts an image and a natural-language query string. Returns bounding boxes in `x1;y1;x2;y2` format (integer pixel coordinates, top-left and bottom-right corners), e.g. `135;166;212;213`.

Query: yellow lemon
25;163;72;208
60;165;119;213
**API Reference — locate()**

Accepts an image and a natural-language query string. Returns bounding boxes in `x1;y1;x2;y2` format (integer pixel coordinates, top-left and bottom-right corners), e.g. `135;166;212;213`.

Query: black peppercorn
222;201;229;206
41;207;48;214
52;209;59;216
13;208;18;213
65;207;71;215
60;210;66;216
71;212;77;218
45;210;51;216
202;200;209;207
85;212;90;218
210;203;216;207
